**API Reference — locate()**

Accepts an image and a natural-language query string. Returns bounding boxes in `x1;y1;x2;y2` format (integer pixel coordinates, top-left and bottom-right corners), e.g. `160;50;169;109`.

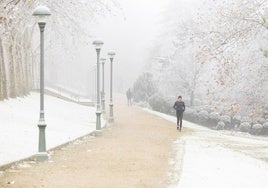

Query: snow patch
177;138;268;188
0;92;105;166
143;108;268;188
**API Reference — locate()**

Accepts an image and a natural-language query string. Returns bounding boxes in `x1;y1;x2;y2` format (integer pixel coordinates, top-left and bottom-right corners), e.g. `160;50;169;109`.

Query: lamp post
89;65;97;102
93;40;104;130
108;51;116;123
100;58;106;113
32;5;51;161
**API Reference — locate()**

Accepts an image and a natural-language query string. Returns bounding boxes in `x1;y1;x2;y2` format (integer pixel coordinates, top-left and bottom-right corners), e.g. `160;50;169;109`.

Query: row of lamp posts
33;6;116;161
92;41;116;131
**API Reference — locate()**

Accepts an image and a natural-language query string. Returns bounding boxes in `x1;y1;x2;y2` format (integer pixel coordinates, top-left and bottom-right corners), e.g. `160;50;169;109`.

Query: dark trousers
127;98;132;106
176;111;183;127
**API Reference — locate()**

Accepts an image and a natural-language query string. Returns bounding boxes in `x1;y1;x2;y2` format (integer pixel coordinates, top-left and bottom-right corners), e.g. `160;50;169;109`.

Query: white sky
89;0;170;91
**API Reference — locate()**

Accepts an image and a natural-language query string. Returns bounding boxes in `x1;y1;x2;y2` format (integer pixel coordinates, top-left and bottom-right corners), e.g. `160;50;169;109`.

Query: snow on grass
142;108;268;144
142;108;268;188
45;87;93;103
175;138;268;188
0;92;105;166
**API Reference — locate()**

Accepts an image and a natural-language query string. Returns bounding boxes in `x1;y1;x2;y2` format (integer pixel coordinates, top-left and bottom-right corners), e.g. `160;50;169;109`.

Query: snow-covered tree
0;0;121;100
144;0;268;122
132;72;158;102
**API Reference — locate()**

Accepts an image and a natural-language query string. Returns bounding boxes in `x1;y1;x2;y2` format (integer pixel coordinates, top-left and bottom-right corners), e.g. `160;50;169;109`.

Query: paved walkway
0;96;188;188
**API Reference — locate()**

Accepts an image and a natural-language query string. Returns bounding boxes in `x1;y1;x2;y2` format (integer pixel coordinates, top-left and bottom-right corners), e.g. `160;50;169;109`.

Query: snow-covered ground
176;138;268;188
0;92;105;166
45;87;93;103
143;108;268;188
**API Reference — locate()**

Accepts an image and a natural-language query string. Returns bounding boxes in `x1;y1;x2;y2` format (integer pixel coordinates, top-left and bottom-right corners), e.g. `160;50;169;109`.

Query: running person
173;96;185;131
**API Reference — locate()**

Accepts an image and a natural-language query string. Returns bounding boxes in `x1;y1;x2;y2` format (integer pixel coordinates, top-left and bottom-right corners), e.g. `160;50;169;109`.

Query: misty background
0;0;267;132
41;0;169;96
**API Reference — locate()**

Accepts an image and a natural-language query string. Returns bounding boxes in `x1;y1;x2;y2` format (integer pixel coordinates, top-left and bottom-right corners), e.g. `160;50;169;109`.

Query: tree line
0;0;34;100
0;0;120;101
133;0;268;123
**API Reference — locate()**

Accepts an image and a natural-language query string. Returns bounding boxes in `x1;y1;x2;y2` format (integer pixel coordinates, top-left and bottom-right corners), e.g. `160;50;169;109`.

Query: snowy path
0;92;104;166
143;109;268;188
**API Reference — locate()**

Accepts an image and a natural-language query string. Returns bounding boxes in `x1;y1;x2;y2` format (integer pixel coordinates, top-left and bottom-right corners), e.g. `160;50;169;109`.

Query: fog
90;0;169;91
40;0;204;95
1;0;268;186
38;0;170;96
1;0;267;125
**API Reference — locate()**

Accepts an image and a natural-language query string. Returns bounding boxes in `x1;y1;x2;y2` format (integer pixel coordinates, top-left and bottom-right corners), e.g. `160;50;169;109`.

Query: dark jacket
173;101;185;112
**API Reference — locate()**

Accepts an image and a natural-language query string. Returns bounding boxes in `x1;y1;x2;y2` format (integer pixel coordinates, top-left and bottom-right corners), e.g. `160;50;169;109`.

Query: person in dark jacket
126;88;132;106
173;96;185;131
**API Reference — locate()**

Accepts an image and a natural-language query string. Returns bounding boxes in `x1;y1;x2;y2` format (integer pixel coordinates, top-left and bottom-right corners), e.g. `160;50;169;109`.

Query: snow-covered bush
166;96;176;113
241;116;251;123
184;108;193;115
262;122;268;135
208;112;220;127
194;99;202;106
220;115;231;124
148;93;171;113
135;101;150;108
195;106;204;113
252;116;263;124
192;109;199;123
250;124;263;135
197;110;209;124
203;105;213;113
232;115;241;125
216;121;225;130
220;115;233;129
259;118;267;124
184;108;198;122
132;72;158;102
239;122;251;132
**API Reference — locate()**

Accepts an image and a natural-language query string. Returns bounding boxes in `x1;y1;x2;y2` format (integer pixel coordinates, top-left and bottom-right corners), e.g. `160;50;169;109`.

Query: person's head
178;96;182;101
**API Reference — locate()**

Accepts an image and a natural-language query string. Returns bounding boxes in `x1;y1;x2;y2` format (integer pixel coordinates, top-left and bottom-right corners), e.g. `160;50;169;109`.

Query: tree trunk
190;90;194;106
23;27;32;93
8;42;17;98
190;72;197;106
0;38;8;100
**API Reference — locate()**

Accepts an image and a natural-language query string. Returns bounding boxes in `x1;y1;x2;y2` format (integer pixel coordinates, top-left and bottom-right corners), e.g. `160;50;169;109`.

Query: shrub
239;122;251;132
135;101;150;108
208;112;220;127
198;110;209;124
252;116;263;124
232;115;241;125
220;115;231;124
220;115;233;129
259;118;266;124
166;96;176;114
184;108;197;122
203;105;213;113
195;106;204;113
132;72;158;102
250;124;263;135
262;122;268;135
241;116;251;123
216;121;225;130
148;93;171;113
191;109;199;123
194;99;202;106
